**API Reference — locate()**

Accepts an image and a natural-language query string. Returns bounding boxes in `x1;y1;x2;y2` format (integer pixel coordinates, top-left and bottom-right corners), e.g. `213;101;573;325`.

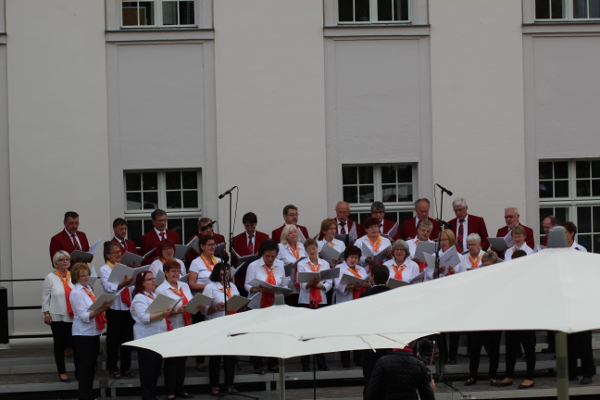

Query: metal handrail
1;278;52;343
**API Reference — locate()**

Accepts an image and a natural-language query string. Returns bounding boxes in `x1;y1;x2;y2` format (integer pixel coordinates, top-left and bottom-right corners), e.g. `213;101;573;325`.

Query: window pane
183;191;198;208
394;0;409;20
577;180;591;197
356;0;370;21
143;191;158;209
555;180;569;197
166;191;182;209
382;185;397;202
167;218;183;237
556;207;569;223
593;179;600;196
358;166;373;184
126;172;141;191
539;161;553;179
182;171;198;189
592;161;600;177
343;186;359;203
358;185;375;203
338;0;354;21
122;2;139;26
396;165;412;182
552;0;564;17
139;2;155;25
179;1;195;24
384;212;397;223
166;171;181;190
573;0;588;18
126;192;142;210
163;1;178;25
578;207;592;233
594;207;600;232
539;181;554;198
397;184;413;202
184;218;198;242
536;0;550;18
590;0;600;17
127;220;143;247
343;166;357;184
579;234;592;251
378;0;392;21
554;161;568;179
381;166;396;183
594;234;600;253
576;160;590;178
144;219;154;233
398;211;413;223
143;172;158;191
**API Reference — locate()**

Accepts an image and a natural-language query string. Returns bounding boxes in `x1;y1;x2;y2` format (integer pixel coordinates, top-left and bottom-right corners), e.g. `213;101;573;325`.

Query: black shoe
580;377;593;385
58;374;70;383
301;365;310;372
497;380;513;387
490;379;498;386
317;363;329;371
518;382;534;389
464;379;476;386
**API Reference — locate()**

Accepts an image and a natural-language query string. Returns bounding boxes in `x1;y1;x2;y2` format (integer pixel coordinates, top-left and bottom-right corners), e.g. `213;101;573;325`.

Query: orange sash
347;268;365;299
260;265;276;308
170;286;191;326
201;254;217;272
393;264;406;280
368;235;381;253
56;271;74;318
290;245;301;289
308;261;322;307
108;262;131;307
82;287;107;331
469;255;481;269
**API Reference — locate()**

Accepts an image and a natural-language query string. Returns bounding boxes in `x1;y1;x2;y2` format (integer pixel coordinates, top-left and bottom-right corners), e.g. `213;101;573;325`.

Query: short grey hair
418;219;433;229
452;198;467;208
52;250;70;269
466;233;481;244
505;206;519;215
482;250;499;264
371;201;385;212
391;239;410;255
414;198;430;208
280;224;298;244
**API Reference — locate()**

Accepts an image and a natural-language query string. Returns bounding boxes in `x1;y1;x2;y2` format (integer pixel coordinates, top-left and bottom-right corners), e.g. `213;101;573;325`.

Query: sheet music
145;294;181;314
108;263;150;286
440;247;461;267
89;238;102;255
247;278;293;295
87;293;118;311
319;245;341;268
120;251;144;267
226;295;251;312
488;237;509;251
214;243;226;259
88;266;98;287
185;293;212;315
414;241;436;261
340;273;367;285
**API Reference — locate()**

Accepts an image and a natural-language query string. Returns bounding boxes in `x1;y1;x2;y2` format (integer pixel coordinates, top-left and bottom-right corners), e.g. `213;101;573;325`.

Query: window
122;0;195;27
535;0;600;20
124;170;202;247
539;160;600;253
338;0;409;23
342;164;416;225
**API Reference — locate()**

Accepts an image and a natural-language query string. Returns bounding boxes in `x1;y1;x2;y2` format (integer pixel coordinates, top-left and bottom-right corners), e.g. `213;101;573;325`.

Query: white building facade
0;0;598;334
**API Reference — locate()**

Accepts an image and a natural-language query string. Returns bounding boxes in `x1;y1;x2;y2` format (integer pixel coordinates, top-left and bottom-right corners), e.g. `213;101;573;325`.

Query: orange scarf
393;264;406;280
469;254;481;269
82;286;107;331
368;235;382;253
107;262;131;307
56;270;74;318
290;244;301;289
170;286;191;327
308;261;322;308
260;265;276;308
201;254;217;272
347;267;365;299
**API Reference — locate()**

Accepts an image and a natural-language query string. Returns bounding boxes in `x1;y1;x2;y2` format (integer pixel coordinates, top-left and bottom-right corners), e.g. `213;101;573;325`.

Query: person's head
512;249;527;259
52;250;70;270
70;262;91;285
198;217;215;236
280;224;298;245
370;264;389;285
466;233;481;256
163;259;182;283
439;229;456;251
133;271;155;296
416;219;433;241
343;245;362;268
391;240;409;262
543;215;558;235
304;238;319;259
321;218;337;240
370;202;385;223
335;201;350;223
242;212;258;235
511;225;526;247
562;221;577;246
209;262;231;284
363;216;380;238
151;209;167;231
414;198;431;221
63;211;80;234
504;206;520;228
158;239;175;259
481;250;499;266
112;218;128;240
199;234;216;256
452;198;468;220
282;205;299;225
104;241;122;264
259;240;279;267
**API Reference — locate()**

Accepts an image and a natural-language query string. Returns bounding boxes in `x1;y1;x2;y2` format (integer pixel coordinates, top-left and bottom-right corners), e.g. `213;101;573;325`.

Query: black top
360;285;390;298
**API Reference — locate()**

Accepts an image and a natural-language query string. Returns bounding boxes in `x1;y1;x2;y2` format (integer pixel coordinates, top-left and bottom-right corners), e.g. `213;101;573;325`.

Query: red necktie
121;240;128;251
456;220;465;253
160;232;166;241
71;234;81;251
247;234;254;254
340;222;346;234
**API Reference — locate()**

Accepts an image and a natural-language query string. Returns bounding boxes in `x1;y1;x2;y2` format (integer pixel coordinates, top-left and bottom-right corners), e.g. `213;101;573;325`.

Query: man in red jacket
448;198;489;252
49;211;90;264
232;212;269;296
271;204;309;243
317;201;364;244
111;218;138;255
495;207;535;258
139;209;180;263
186;217;229;263
370;201;401;241
401;198;440;240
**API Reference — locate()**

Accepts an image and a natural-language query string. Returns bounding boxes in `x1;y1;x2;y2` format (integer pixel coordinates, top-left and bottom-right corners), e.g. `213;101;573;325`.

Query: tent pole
278;358;285;400
555;332;569;400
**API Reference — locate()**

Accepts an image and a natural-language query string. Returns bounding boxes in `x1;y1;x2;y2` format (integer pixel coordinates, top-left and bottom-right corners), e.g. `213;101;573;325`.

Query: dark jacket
366;350;434;400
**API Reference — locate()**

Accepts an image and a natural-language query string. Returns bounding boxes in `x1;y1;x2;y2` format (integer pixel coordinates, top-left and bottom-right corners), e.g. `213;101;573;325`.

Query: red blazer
271;224;309;244
401;217;440;240
496;224;535;258
49;230;90;263
317;218;364;243
111;237;138;255
140;229;181;263
448;214;489;251
381;219;401;241
186;233;227;264
231;230;269;296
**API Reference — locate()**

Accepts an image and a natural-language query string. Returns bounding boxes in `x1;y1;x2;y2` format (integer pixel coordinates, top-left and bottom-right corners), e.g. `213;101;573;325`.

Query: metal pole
555;331;569;400
0;287;8;344
278;358;285;400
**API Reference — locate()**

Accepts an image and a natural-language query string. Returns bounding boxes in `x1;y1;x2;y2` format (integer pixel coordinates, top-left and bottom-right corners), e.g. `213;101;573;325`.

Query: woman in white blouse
354;217;392;271
383;240;420;285
204;263;240;396
69;262;113;400
130;271;173;400
149;239;186;283
278;224;307;307
188;234;222;371
42;251;76;383
156;260;198;400
317;218;346;262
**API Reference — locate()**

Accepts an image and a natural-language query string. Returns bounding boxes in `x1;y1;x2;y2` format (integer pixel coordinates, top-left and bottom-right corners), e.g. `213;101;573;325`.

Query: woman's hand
332;258;342;265
44;315;52;325
365;257;376;266
447;266;456;275
101;300;114;312
197;304;207;312
162;308;173;317
215;302;225;311
309;278;320;289
384;249;393;260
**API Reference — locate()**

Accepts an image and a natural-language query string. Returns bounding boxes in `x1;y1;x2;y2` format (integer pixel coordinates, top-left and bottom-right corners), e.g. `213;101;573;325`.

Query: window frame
106;0;213;31
337;0;411;25
326;0;428;26
121;0;197;28
533;0;600;21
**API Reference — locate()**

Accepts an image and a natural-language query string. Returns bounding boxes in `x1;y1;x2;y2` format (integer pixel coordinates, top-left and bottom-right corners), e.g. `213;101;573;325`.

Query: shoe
228;387;238;394
167;396;176;400
541;347;555;354
518;382;535;389
497;380;513;387
317;363;329;371
59;374;70;383
580;377;593;385
447;358;457;365
211;387;219;397
490;379;498;386
301;365;310;372
109;371;122;379
464;378;476;386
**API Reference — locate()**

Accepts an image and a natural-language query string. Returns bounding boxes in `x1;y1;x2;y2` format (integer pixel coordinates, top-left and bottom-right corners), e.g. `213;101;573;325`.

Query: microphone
437;218;454;229
218;186;237;199
200;221;217;231
435;183;453;196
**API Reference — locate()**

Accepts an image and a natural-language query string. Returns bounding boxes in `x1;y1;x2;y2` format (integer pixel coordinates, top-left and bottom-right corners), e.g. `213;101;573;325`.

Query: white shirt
100;263;133;311
571;242;588;252
354;235;392;265
70;283;104;336
203;281;241;320
297;257;332;305
150;258;186;280
244;258;287;309
317;238;346;254
406;237;433;261
383;258;420;283
278;243;307;294
130;291;169;340
189;255;222;288
504;243;534;260
460;249;486;271
41;271;74;322
334;262;368;304
155;280;194;329
154;228;166;240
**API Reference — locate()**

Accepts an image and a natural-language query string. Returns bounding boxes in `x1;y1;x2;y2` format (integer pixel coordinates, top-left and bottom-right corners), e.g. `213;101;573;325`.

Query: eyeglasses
169;269;181;274
336;211;349;215
205;243;216;247
144;278;156;282
287;213;299;218
504;215;516;219
371;210;385;215
109;251;121;255
58;258;70;262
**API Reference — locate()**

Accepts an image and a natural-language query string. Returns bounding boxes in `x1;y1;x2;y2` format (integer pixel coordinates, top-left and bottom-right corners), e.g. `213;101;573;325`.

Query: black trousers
284;293;299;307
73;335;100;400
192;312;206;364
164;356;187;396
298;303;328;368
438;332;460;361
138;348;163;400
105;309;134;374
50;321;76;375
209;355;235;388
341;350;362;366
467;331;502;380
362;349;389;399
505;330;536;380
568;330;595;379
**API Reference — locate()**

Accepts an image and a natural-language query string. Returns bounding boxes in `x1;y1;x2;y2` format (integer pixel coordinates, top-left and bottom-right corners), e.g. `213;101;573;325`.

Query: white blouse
504;244;534;260
297;257;332;305
277;243;307;294
189;255;222;287
383;258;420;283
155;281;194;329
150;258;187;279
459;249;486;271
244;258;287;310
317;238;346;254
130;292;169;340
333;263;368;304
203;281;241;320
41;271;74;322
100;263;134;311
354;235;392;265
70;283;104;336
